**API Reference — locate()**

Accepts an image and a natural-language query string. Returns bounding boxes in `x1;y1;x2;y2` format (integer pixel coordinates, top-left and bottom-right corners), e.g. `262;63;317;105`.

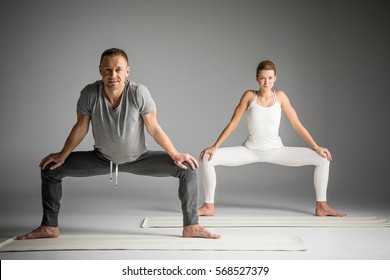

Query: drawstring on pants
110;161;118;188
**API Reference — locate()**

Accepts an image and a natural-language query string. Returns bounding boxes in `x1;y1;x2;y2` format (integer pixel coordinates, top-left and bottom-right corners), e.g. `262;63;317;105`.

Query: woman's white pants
200;146;330;203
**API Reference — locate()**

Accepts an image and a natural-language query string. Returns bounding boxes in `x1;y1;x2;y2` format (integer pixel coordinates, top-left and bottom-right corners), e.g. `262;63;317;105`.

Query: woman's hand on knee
199;147;217;162
314;146;332;161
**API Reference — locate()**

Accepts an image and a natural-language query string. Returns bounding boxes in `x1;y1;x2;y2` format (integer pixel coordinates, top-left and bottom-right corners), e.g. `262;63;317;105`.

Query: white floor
1;193;389;260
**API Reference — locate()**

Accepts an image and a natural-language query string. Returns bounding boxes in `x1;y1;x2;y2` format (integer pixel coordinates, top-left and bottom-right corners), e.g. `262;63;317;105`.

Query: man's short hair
100;48;129;65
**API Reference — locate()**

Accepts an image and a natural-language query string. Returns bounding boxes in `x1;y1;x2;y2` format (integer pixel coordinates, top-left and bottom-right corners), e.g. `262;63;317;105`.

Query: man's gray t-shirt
77;80;155;164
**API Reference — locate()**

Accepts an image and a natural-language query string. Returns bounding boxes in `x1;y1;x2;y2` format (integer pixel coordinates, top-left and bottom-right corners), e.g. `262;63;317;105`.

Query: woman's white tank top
243;91;284;150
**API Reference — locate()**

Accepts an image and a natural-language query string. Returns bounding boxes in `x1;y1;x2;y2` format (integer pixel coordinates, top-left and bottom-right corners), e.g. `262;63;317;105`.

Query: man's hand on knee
174;153;199;170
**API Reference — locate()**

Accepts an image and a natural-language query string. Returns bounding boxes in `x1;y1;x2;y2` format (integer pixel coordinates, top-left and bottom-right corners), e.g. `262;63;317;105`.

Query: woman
199;60;345;217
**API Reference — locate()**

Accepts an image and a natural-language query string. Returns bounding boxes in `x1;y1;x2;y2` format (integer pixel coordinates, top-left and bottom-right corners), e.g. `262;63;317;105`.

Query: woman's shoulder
242;89;256;99
241;90;257;104
232;90;255;110
274;89;288;101
274;89;286;96
274;90;294;108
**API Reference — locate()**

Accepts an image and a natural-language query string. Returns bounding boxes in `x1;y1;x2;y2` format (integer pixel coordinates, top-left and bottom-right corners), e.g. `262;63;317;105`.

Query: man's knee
41;163;62;180
177;162;198;179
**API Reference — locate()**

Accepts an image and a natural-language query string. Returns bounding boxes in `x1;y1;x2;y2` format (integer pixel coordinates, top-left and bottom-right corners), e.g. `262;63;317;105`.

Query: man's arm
142;108;198;170
40;111;91;170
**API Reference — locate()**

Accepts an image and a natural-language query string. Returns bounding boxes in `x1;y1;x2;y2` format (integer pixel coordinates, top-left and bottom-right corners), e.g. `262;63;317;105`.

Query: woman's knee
318;155;330;167
201;154;214;165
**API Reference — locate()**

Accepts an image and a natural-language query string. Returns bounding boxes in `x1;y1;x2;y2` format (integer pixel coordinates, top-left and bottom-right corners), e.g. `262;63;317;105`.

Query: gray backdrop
1;0;389;228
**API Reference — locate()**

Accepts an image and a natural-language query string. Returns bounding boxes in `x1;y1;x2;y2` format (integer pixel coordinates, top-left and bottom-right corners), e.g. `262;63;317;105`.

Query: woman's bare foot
182;224;221;239
198;203;215;216
16;226;59;240
315;201;347;217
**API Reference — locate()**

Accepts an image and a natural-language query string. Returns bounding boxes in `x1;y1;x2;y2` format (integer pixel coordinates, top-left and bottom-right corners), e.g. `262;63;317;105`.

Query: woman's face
256;70;276;89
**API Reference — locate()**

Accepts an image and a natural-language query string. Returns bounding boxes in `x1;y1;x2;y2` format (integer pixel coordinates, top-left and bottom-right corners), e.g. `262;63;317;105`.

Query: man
17;48;220;239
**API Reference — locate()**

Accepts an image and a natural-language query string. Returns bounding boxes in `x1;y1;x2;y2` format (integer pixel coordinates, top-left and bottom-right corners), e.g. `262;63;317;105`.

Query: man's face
99;55;130;91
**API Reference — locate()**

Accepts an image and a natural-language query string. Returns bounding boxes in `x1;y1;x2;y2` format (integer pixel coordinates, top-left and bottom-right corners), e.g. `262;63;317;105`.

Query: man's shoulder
126;80;148;93
82;80;102;94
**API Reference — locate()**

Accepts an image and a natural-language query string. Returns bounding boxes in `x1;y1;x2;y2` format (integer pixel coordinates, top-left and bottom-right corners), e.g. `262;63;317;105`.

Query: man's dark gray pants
41;150;199;227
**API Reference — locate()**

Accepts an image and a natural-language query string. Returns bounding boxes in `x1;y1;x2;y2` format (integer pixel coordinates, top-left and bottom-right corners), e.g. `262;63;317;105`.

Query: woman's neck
257;88;273;97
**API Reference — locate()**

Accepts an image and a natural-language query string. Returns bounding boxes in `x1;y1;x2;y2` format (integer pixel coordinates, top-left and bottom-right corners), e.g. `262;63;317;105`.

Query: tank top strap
247;91;257;109
272;90;277;104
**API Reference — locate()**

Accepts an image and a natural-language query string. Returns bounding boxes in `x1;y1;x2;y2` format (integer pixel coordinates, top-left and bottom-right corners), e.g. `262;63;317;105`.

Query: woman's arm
200;90;253;161
278;90;332;160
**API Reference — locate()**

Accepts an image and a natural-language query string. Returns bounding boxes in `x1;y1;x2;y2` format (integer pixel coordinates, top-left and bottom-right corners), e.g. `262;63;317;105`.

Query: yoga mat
141;215;390;228
0;234;306;252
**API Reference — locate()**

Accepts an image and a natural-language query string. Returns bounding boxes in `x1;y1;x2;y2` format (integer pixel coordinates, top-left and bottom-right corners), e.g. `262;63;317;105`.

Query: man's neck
104;85;125;109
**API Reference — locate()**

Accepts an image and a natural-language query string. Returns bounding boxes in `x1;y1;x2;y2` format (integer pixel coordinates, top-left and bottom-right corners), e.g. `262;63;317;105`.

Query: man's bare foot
198;203;215;216
182;224;221;239
315;201;347;217
16;226;59;240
